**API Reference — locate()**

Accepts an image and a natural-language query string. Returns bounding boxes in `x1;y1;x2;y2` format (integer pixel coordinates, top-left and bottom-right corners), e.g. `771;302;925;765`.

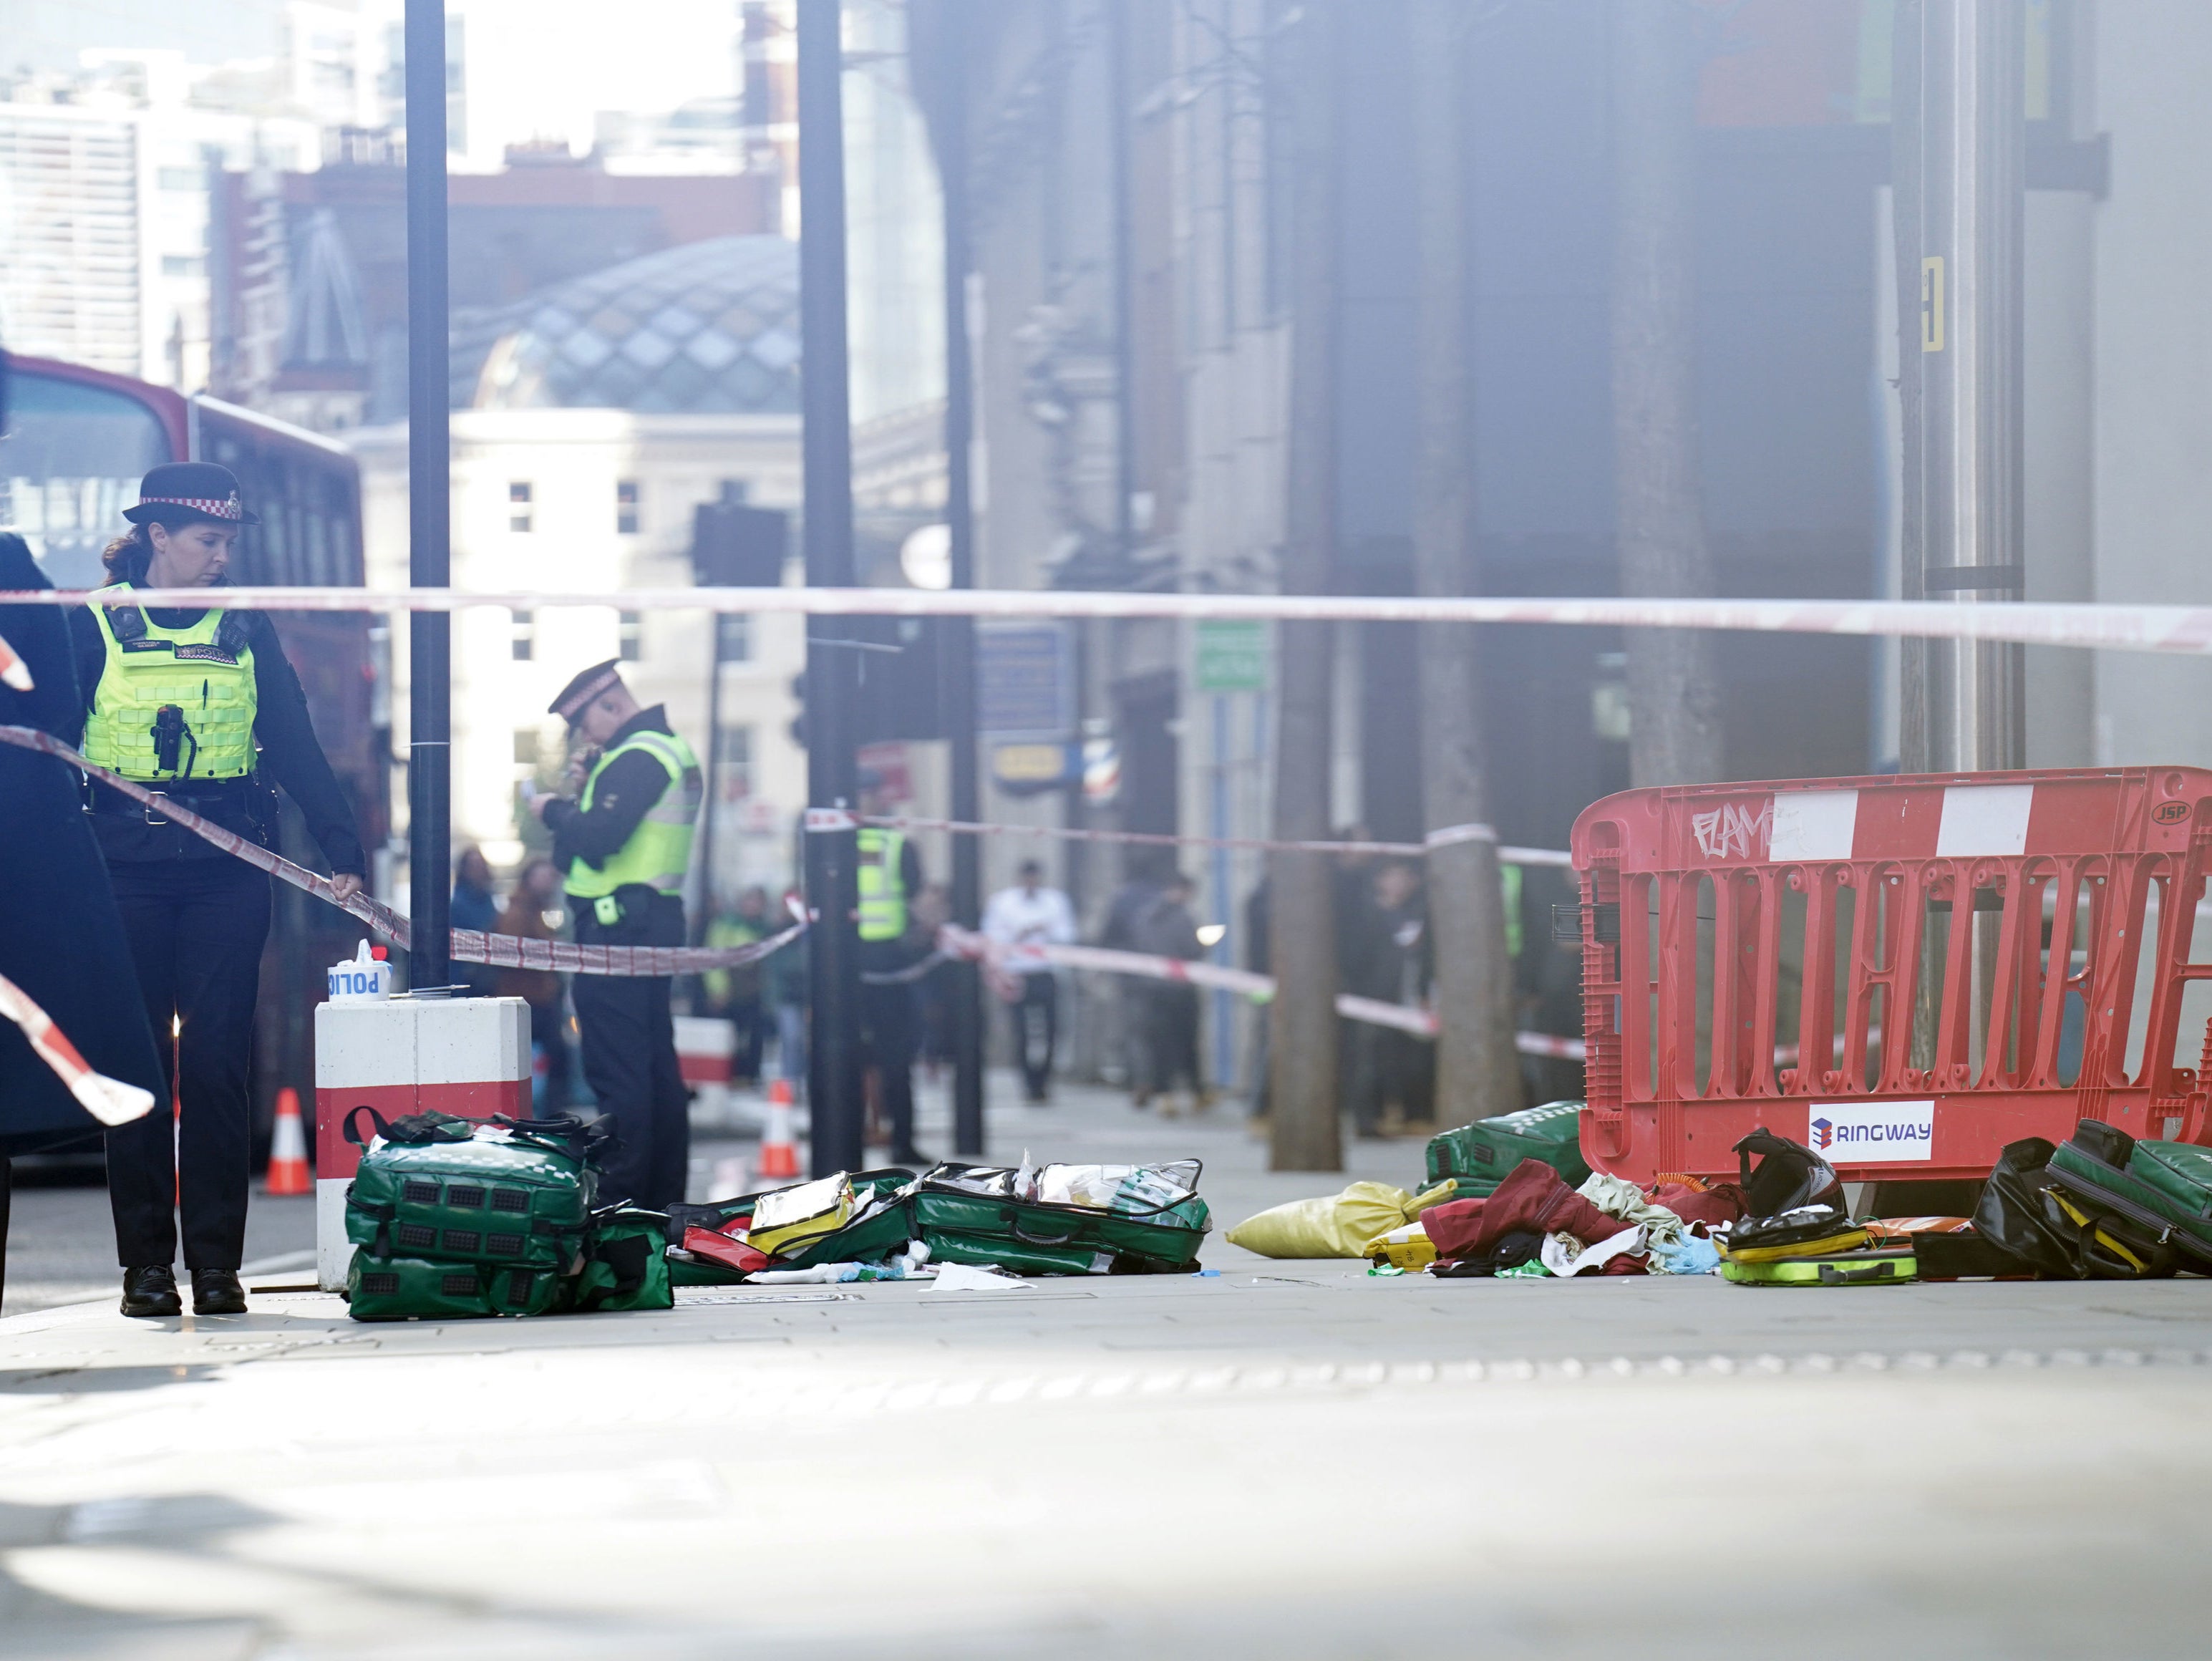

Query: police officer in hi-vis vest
67;464;367;1319
532;659;702;1208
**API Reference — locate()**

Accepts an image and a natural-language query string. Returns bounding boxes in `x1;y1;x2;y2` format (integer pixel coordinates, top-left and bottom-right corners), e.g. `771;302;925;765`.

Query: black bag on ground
1733;1128;1844;1219
1972;1138;2075;1277
1911;1226;2037;1280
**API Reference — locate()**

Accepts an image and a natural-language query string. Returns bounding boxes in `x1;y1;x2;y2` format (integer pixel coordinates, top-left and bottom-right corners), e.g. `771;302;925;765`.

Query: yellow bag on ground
1228;1181;1435;1259
1364;1220;1437;1271
744;1173;855;1259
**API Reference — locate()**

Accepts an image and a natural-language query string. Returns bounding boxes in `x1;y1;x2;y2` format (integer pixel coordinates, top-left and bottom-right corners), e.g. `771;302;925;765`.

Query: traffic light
690;497;789;588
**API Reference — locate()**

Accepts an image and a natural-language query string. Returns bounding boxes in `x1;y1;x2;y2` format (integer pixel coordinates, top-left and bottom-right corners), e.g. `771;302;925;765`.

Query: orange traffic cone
757;1078;801;1180
266;1086;311;1196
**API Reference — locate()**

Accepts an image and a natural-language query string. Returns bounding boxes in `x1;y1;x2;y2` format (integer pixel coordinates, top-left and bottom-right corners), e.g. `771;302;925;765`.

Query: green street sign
1193;619;1267;693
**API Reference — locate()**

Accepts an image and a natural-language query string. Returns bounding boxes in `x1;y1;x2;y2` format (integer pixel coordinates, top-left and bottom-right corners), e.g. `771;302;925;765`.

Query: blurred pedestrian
493;856;573;1112
450;846;500;997
701;885;772;1085
1333;828;1392;1138
1369;860;1435;1134
1100;853;1168;1091
766;886;808;1098
984;858;1077;1103
1130;873;1209;1117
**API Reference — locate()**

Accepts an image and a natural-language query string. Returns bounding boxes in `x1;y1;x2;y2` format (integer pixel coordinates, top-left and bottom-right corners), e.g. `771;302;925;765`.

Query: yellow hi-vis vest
856;826;908;941
81;584;258;781
563;728;703;900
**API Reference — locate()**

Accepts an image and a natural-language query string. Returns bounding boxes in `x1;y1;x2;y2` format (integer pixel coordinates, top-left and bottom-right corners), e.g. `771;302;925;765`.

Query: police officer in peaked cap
67;463;367;1319
530;659;702;1209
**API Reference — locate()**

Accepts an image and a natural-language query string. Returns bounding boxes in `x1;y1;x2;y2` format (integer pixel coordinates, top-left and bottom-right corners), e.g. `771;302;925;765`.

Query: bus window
0;371;173;589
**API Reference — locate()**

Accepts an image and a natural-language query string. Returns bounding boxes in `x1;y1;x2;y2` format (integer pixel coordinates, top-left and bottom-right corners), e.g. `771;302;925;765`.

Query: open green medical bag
913;1161;1211;1275
1425;1100;1590;1199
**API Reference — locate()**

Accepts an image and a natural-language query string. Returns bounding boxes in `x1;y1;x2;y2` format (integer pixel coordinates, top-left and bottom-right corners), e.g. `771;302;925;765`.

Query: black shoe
891;1148;933;1171
120;1265;182;1319
190;1269;248;1316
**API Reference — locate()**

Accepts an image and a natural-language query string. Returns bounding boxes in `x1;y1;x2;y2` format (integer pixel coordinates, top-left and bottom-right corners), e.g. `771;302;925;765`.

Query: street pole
404;0;452;992
1905;0;2026;775
938;0;986;1158
798;0;865;1177
1894;0;2024;1186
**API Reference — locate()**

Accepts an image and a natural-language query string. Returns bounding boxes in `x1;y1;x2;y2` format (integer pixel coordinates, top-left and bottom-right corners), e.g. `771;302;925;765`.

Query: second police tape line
914;926;1588;1062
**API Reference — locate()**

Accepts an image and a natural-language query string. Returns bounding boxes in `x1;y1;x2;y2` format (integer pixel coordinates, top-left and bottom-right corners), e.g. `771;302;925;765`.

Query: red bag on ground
681;1226;769;1276
1649;1181;1747;1231
1425;1160;1625;1262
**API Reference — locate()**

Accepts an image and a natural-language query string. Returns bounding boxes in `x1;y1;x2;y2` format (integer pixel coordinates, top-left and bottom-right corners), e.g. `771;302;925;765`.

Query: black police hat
550;659;627;726
124;463;261;527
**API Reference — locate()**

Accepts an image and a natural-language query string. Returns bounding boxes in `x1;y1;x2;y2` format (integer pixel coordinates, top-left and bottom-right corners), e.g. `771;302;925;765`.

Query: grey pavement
4;1073;2211;1657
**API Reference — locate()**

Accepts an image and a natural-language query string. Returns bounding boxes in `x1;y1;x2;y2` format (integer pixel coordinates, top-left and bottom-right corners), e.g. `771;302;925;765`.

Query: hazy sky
2;0;747;168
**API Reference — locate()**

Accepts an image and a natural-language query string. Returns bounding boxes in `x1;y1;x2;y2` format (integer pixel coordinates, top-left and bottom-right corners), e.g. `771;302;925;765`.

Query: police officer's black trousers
106;858;271;1270
573;892;688;1209
860;979;918;1154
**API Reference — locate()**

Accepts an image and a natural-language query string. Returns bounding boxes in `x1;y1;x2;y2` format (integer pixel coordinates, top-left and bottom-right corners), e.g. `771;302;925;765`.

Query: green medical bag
343;1108;597;1272
571;1207;674;1312
346;1252;570;1320
1426;1100;1590;1196
2047;1120;2212;1272
913;1163;1211;1275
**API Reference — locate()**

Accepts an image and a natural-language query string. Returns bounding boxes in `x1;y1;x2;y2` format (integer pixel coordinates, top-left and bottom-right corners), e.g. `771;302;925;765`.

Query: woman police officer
67;463;367;1319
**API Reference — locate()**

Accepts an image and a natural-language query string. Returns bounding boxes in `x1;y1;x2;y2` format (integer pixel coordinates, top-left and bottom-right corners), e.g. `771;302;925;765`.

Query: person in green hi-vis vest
532;659;702;1208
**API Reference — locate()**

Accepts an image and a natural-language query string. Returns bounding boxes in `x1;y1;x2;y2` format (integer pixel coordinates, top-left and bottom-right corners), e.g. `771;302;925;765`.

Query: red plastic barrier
1569;768;2212;1183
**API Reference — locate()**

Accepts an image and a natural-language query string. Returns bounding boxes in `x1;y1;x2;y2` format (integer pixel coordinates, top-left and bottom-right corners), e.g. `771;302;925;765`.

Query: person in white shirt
982;859;1079;1103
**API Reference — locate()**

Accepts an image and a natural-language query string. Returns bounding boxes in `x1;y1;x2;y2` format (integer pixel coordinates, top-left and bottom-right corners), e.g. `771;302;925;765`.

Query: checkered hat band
558;668;622;717
142;495;244;518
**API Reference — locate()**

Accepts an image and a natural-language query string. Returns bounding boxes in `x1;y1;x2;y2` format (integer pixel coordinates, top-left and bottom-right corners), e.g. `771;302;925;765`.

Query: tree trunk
1611;0;1724;788
1268;0;1342;1173
1410;0;1521;1129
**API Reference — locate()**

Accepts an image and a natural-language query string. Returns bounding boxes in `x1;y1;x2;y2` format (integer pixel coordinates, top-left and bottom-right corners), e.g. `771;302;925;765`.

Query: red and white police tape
0;630;30;692
0;972;157;1126
933;925;1587;1060
0;725;804;979
5;583;2212;656
838;813;1574;867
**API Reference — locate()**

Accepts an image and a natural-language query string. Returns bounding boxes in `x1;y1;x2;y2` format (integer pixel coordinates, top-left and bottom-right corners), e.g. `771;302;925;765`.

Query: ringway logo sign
1808;1102;1935;1164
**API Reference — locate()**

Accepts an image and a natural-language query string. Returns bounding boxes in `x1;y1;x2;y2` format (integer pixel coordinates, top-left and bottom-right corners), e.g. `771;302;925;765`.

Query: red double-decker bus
1;352;389;1166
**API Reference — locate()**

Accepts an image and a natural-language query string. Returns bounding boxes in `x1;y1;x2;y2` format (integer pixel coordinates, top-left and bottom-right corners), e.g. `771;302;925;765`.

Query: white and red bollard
674;1014;737;1132
313;993;531;1290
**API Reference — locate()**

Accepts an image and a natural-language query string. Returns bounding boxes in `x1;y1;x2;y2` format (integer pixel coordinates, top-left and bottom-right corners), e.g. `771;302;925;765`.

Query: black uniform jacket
0;535;167;1151
64;595;366;873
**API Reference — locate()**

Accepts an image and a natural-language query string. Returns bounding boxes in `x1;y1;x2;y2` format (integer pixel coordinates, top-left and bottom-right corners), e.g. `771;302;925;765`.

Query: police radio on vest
326;940;393;1002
